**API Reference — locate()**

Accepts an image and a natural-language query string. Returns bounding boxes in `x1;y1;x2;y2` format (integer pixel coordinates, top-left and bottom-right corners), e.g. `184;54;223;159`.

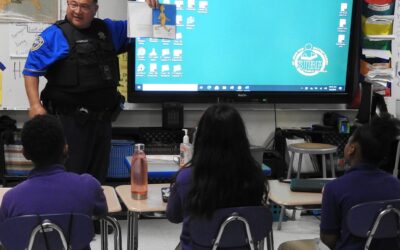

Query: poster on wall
0;0;58;23
9;23;49;57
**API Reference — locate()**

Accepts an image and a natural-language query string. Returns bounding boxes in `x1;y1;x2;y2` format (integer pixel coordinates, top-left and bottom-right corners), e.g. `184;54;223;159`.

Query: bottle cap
135;143;145;151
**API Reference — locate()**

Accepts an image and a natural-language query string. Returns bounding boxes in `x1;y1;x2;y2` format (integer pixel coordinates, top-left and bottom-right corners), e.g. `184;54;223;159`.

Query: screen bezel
127;0;362;104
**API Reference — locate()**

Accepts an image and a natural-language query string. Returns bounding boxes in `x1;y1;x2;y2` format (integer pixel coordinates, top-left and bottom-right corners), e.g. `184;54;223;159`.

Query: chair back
189;206;273;250
347;199;400;250
0;213;94;250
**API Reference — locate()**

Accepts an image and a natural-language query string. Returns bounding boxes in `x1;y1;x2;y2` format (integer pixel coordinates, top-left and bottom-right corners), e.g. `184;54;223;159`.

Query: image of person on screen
157;4;171;32
0;114;107;241
278;114;400;250
22;0;159;184
166;104;269;249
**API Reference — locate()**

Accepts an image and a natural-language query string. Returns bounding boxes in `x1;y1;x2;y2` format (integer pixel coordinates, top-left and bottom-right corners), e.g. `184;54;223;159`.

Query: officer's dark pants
57;114;111;184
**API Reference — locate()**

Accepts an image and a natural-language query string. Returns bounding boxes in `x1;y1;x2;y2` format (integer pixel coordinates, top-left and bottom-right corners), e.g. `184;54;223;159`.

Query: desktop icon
175;0;183;9
162;65;170;72
173;65;182;73
340;3;347;12
163;0;170;3
176;15;183;26
199;1;208;12
149;48;158;58
339;19;346;28
188;0;195;9
150;63;158;73
186;16;195;27
137;47;146;57
338;34;345;45
137;64;145;73
162;49;170;57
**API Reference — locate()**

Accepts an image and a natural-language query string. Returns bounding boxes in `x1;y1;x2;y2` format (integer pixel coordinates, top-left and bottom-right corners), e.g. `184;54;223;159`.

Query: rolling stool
287;143;337;179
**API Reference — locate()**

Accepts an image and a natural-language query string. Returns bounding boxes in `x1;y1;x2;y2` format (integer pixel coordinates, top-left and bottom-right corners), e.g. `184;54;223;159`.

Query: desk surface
268;180;323;206
0;188;11;206
102;185;122;213
115;184;169;212
0;186;120;213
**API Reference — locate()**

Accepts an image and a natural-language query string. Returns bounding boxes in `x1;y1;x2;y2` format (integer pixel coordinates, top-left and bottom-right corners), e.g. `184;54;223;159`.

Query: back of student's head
21;114;66;167
351;114;400;166
187;104;266;218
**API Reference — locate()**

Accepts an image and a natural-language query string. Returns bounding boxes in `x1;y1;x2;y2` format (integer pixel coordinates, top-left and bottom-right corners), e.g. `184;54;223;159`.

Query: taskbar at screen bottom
134;83;346;92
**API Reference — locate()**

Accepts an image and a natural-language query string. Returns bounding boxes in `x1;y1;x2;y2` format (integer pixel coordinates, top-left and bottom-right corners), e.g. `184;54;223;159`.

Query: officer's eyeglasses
67;1;95;12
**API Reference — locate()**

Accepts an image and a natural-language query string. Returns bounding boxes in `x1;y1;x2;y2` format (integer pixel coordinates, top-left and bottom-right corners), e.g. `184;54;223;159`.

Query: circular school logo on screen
292;43;328;76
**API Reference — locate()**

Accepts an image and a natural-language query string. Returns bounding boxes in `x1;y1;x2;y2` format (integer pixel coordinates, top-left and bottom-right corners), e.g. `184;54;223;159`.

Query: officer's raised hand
146;0;159;9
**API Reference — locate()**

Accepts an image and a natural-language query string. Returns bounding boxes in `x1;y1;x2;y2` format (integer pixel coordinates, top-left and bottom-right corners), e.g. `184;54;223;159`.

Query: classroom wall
0;0;389;146
2;104;358;147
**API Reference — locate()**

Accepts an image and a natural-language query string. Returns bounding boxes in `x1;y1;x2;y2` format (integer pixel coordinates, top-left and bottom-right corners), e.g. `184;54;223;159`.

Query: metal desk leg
100;219;108;250
104;216;122;250
330;153;335;177
277;205;285;230
127;211;139;250
296;154;303;179
127;211;133;250
287;151;295;179
322;154;327;178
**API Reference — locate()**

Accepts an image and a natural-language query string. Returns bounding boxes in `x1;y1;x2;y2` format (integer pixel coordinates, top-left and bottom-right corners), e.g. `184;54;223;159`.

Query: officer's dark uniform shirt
23;18;128;111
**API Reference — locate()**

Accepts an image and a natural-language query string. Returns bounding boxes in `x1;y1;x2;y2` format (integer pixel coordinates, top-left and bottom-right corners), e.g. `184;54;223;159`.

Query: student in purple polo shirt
278;114;400;250
0;115;107;249
166;104;269;250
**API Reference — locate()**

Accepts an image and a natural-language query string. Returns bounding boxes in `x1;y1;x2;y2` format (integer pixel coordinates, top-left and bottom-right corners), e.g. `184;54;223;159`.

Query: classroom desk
100;185;122;250
0;186;122;250
268;180;323;230
115;184;169;250
0;188;11;205
125;156;272;180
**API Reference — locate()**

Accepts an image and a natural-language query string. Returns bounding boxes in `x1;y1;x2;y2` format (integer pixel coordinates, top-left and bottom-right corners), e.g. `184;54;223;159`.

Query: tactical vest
45;18;120;93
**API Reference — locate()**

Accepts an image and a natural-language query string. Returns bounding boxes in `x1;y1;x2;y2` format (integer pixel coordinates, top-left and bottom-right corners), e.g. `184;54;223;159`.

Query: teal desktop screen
134;0;354;93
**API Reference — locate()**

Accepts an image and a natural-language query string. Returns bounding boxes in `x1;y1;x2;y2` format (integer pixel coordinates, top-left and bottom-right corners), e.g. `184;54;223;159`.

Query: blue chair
347;199;400;250
189;206;274;250
0;213;93;250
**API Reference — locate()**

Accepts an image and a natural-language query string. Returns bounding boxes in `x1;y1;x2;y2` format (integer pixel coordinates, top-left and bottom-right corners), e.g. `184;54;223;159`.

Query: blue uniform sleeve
23;25;69;77
103;18;130;54
320;182;341;234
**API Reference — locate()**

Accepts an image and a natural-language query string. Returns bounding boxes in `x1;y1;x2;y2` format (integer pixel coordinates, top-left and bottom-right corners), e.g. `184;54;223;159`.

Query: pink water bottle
130;143;148;199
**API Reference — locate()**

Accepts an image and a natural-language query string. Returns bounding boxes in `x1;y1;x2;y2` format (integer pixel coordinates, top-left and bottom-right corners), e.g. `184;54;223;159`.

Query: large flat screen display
128;0;361;103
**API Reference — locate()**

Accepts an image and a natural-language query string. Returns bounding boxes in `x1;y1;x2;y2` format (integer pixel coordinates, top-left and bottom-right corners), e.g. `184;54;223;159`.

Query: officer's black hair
21;115;66;167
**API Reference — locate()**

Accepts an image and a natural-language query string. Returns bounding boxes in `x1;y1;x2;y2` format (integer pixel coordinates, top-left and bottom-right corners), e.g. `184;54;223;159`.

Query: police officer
23;0;159;183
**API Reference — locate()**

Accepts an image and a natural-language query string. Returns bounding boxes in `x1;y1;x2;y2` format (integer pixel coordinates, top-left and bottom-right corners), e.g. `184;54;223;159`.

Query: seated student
278;114;400;250
166;103;268;250
0;115;107;248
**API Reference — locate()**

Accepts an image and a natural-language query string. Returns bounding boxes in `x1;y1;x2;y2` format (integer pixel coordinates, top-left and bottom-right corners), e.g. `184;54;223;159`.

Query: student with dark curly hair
279;114;400;250
0;115;107;237
166;104;268;250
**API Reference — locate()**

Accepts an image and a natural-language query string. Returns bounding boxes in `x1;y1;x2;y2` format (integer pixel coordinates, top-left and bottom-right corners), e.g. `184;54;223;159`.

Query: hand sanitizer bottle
131;143;148;200
180;129;192;168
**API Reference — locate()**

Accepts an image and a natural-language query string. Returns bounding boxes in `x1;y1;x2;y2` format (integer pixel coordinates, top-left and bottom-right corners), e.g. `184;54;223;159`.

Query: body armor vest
45;18;120;93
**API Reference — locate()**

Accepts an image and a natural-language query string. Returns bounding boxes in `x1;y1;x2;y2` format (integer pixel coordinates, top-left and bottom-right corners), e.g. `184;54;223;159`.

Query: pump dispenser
131;143;148;199
180;129;192;168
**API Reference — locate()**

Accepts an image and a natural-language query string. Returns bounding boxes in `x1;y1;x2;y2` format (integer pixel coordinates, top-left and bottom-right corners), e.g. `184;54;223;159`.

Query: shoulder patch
31;35;44;51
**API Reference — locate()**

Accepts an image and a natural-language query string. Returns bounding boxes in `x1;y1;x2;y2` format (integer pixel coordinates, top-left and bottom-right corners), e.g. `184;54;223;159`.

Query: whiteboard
0;0;128;110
